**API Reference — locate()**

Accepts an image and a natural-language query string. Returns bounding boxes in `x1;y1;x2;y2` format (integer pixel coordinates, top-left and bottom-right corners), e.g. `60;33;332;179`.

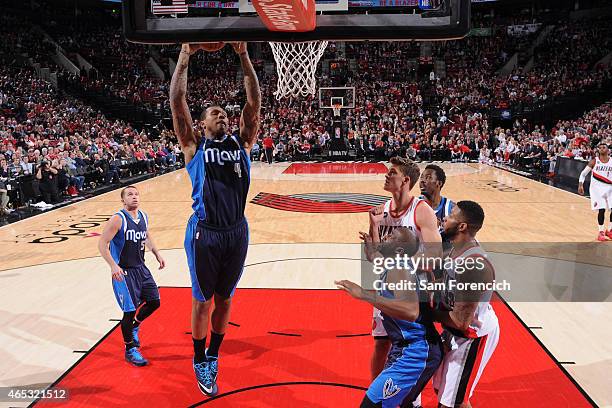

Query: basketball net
332;103;342;117
269;41;329;100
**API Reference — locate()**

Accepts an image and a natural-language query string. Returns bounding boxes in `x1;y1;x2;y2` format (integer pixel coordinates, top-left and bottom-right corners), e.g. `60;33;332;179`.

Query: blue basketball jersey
378;270;436;344
420;195;455;233
187;135;251;227
110;209;148;269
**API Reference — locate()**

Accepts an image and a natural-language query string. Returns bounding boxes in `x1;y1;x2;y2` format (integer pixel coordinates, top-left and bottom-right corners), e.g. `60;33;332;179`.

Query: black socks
193;337;207;363
207;332;225;359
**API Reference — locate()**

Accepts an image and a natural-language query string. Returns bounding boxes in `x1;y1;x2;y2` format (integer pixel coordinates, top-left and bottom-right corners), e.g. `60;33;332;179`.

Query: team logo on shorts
382;378;401;399
250;192;388;213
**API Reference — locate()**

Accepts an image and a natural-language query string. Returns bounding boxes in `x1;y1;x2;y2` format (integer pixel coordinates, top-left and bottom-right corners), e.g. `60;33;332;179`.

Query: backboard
123;0;470;44
319;87;355;110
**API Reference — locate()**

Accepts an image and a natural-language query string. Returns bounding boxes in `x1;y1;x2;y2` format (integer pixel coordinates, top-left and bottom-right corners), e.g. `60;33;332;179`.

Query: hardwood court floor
0;162;610;407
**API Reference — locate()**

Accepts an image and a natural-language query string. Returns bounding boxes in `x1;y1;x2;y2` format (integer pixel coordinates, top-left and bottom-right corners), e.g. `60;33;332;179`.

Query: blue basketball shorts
112;264;160;313
185;214;249;302
365;338;443;407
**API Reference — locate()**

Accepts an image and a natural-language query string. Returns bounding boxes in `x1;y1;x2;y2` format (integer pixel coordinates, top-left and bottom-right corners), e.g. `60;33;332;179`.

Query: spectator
263;135;274;164
275;140;286;162
0;158;10;214
36;160;60;204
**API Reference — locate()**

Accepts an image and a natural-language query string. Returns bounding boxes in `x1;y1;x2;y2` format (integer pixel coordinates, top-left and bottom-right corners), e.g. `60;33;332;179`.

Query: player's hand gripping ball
182;43;225;55
200;42;225;52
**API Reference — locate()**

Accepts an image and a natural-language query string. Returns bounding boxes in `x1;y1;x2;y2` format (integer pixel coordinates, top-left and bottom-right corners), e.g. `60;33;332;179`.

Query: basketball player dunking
170;42;260;396
432;201;500;408
98;186;166;366
578;143;612;241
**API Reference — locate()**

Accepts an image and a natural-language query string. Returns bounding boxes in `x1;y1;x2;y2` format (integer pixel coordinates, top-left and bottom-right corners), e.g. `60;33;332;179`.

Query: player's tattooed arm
433;258;492;332
233;42;261;153
170;44;199;164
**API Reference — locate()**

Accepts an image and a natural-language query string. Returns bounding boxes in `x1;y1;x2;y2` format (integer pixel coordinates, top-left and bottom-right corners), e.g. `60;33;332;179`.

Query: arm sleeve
579;165;592;183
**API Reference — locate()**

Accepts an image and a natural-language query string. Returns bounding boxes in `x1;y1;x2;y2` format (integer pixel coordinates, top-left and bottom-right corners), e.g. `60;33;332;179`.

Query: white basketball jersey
378;196;426;243
592;157;612;187
442;244;498;338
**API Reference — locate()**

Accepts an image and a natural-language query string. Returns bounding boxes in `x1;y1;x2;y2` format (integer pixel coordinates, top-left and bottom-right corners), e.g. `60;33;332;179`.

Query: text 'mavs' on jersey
187;135;251;227
110;209;149;268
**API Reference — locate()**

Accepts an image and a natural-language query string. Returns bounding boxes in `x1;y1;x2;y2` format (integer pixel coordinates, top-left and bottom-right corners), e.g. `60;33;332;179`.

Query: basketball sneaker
206;349;219;393
194;358;218;396
125;347;148;366
132;326;141;348
597;231;609;241
606;230;612;240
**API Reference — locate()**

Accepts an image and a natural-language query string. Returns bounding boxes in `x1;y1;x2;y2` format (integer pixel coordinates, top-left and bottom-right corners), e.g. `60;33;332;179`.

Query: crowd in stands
57;27;169;109
1;1;611;216
487;103;612;175
0;64;181;215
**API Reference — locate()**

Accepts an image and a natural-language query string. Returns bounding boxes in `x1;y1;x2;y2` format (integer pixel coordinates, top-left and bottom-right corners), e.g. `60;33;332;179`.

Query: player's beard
443;224;460;241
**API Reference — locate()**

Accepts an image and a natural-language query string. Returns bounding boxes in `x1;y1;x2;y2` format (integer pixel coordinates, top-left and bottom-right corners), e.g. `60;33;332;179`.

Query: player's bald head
380;227;420;257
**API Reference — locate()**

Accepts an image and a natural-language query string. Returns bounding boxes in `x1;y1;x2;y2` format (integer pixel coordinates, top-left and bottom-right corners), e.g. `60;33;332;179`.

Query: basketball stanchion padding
269;41;328;99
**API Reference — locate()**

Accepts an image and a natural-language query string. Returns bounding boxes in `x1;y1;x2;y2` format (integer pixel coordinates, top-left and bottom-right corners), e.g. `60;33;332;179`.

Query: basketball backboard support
319;87;355;110
320;87;355;116
123;0;470;44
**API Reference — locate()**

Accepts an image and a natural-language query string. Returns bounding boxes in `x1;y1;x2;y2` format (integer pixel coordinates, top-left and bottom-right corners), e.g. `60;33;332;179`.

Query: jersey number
141;241;146;252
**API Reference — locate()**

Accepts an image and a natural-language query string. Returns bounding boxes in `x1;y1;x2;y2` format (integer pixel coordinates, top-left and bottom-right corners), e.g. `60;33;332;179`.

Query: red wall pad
251;0;316;32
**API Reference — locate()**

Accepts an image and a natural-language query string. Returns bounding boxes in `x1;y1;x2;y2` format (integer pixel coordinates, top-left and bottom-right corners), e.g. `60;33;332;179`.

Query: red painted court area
38;289;592;407
283;163;388;174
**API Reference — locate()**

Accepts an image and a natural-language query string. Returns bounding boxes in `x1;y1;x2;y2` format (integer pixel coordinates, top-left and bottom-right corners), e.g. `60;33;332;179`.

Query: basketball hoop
269;41;329;100
332;104;342;117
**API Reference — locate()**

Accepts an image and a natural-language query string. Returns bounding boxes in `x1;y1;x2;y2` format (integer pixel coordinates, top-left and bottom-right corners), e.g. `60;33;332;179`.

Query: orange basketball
200;42;225;52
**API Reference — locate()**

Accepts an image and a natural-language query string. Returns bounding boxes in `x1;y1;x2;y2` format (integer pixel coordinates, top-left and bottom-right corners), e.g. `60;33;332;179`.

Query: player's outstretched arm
578;159;595;195
232;42;261;153
98;215;124;281
170;44;200;164
335;267;420;322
